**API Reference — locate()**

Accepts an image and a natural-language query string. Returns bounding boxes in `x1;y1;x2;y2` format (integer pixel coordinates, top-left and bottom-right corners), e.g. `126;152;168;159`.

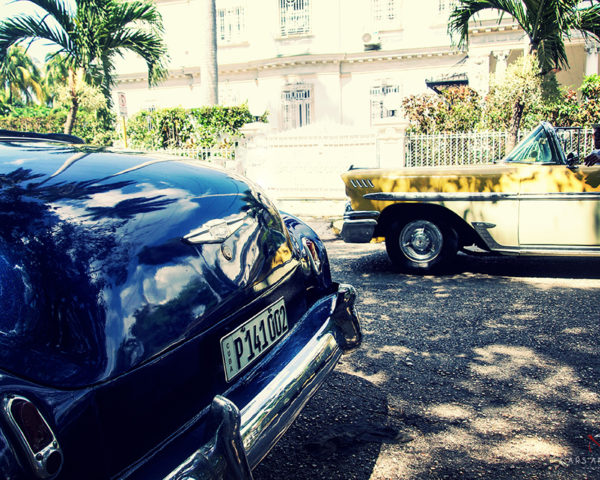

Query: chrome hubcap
399;220;443;263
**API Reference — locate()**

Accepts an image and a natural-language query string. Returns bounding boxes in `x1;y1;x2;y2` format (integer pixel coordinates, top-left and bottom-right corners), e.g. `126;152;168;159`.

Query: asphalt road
254;219;600;480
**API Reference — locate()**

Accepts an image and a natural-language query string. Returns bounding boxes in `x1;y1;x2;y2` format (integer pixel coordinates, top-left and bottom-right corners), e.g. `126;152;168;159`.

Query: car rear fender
0;424;26;479
0;379;105;480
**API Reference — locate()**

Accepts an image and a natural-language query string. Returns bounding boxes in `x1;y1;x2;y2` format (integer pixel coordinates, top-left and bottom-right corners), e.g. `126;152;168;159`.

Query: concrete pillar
585;41;600;76
468;54;490;94
492;50;510;80
375;122;409;169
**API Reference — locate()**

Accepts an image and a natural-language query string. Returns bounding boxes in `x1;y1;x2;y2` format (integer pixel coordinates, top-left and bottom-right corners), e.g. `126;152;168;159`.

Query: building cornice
220;47;466;74
117;47;467;84
468;18;521;35
118;66;201;85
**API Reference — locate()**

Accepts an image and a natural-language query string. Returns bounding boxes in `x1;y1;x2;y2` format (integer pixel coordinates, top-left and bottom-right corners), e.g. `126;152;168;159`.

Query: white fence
554;127;596;159
243;132;378;197
239;131;379;215
155;145;236;163
404;128;596;167
404;131;511;167
146;127;596;217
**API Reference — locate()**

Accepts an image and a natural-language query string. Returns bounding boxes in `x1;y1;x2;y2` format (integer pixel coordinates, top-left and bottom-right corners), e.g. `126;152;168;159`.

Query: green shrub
403;72;600;133
579;74;600;126
401;86;481;134
126;104;263;149
0;105;116;145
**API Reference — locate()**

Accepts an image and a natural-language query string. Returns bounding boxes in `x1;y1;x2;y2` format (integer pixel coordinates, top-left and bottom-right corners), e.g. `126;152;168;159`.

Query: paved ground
254;218;600;480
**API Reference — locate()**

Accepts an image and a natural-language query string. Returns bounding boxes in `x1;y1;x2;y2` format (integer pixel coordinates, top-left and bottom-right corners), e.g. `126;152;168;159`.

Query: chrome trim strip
364;192;514;202
516;247;600;256
472;222;513;252
343;210;380;221
364;192;513;201
364;192;600;202
519;193;600;201
472;222;600;256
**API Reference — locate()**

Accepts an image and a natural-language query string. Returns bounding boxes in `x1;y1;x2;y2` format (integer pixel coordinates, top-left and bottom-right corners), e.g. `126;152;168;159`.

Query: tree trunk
506;99;524;153
199;0;218;105
63;68;79;135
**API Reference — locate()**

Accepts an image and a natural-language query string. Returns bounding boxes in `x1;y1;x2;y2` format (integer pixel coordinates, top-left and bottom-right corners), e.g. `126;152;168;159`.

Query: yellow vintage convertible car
341;122;600;272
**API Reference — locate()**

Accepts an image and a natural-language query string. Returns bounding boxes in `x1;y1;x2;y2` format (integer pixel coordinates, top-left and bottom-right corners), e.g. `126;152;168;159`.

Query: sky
1;0;41;22
1;0;60;64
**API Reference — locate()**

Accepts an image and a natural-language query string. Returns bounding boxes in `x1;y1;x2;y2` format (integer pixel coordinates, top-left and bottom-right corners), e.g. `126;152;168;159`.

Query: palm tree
200;0;218;105
0;0;168;134
0;45;44;105
448;0;600;147
42;52;69;106
43;52;104;107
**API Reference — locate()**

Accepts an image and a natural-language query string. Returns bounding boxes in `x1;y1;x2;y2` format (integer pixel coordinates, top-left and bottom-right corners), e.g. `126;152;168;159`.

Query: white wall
115;0;591;130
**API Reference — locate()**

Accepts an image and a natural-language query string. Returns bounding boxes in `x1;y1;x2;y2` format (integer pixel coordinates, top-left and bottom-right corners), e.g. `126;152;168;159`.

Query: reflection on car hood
0;142;292;387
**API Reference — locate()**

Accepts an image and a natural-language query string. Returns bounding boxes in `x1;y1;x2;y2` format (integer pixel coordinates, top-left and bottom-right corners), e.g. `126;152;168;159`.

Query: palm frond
0;14;74;58
17;0;76;33
576;3;600;40
450;0;599;73
449;1;529;49
536;34;568;74
106;29;168;86
106;1;165;33
1;0;168;125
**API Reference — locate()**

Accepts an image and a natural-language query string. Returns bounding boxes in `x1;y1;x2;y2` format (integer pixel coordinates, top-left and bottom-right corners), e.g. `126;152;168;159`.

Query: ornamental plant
126;105;263;150
401;86;481;134
0;0;168;134
579;74;600;126
0;105;116;145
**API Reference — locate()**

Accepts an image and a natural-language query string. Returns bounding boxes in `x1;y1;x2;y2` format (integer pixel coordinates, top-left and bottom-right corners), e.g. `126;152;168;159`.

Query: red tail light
10;398;53;453
302;238;322;274
3;395;63;478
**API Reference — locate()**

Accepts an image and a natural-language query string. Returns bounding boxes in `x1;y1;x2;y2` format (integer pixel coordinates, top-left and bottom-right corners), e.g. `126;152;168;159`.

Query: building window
370;84;401;123
217;5;245;44
282;84;312;130
372;0;399;30
438;0;457;15
279;0;311;37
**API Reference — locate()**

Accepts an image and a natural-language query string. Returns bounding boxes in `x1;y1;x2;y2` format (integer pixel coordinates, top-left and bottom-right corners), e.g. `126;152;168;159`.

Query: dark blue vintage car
0;131;361;479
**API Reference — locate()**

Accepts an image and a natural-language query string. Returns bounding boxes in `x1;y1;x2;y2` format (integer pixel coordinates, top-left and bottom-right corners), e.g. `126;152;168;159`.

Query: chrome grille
350;179;374;188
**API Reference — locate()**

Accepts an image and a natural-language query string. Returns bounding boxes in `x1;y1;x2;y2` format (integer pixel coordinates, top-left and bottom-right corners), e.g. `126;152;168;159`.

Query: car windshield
503;125;556;164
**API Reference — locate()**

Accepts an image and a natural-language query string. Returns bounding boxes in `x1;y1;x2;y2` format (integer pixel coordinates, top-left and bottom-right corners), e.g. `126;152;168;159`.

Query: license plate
220;297;288;382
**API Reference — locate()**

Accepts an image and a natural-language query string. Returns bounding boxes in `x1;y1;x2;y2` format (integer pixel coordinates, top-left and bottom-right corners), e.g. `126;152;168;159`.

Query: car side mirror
566;151;580;168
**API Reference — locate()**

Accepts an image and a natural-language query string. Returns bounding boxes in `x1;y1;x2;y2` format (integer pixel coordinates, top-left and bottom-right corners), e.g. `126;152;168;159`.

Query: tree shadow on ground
253;370;399;480
455;253;600;280
329;239;600;280
319;240;600;479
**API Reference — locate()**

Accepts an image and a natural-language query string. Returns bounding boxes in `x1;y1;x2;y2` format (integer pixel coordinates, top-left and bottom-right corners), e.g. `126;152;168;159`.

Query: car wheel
385;218;457;272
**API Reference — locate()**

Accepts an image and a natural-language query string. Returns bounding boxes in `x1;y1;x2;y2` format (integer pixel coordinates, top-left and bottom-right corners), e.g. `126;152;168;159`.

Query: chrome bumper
164;283;361;480
341;210;379;243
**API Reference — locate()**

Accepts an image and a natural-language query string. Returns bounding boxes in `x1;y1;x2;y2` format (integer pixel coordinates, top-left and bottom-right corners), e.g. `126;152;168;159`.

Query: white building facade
115;0;600;133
